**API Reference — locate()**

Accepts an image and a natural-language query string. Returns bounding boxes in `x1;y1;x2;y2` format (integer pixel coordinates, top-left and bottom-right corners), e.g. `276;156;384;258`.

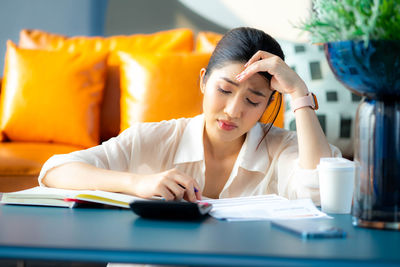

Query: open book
0;186;142;208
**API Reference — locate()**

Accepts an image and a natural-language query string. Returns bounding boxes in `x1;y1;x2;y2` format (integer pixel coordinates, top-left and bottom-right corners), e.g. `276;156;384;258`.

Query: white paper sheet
203;195;329;221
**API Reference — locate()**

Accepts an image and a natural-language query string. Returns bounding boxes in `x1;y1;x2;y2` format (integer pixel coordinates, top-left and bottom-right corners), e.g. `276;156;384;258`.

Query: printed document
203;195;329;221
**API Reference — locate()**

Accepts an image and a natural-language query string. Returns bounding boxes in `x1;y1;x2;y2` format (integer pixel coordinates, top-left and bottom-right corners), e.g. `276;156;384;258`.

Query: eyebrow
221;77;239;87
220;77;266;97
248;89;266;97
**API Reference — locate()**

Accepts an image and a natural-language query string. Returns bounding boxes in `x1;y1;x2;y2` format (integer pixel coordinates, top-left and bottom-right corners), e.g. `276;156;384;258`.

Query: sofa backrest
18;29;195;142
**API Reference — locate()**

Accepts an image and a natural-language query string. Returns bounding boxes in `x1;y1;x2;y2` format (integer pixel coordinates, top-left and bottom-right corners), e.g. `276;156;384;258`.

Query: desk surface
0;204;399;266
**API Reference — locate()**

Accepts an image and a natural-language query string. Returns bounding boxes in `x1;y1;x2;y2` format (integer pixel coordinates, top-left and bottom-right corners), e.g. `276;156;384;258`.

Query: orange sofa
0;29;284;193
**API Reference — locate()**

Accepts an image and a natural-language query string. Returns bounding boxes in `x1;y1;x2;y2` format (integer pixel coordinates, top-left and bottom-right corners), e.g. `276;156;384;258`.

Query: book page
75;190;143;208
1;186;144;209
2;187;75;200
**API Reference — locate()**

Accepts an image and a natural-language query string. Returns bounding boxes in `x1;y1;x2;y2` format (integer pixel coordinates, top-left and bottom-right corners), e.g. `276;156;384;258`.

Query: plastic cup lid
317;157;355;170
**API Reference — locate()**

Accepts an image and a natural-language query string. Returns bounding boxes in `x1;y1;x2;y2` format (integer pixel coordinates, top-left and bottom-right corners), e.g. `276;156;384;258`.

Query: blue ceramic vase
324;40;400;230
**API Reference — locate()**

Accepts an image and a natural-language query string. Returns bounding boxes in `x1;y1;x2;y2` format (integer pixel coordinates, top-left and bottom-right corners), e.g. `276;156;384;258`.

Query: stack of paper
204;195;328;221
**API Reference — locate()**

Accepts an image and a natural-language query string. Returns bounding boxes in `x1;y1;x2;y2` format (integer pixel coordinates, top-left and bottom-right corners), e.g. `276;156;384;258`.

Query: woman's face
201;62;273;144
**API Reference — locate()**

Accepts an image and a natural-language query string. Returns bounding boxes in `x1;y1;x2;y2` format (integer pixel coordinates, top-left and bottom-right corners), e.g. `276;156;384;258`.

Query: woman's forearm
41;162;132;193
291;87;332;169
42;162;202;202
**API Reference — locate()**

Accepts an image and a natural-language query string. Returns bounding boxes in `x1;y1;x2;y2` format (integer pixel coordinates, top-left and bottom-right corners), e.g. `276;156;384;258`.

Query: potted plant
299;0;400;230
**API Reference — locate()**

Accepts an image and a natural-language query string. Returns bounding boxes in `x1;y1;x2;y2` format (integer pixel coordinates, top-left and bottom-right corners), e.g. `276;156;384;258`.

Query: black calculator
129;200;213;220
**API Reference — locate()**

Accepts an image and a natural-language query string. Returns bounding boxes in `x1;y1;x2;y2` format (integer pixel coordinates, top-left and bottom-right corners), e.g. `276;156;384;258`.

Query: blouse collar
174;114;270;174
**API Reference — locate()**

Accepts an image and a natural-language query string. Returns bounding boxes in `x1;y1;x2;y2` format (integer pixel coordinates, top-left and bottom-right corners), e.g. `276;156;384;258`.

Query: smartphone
129;200;212;220
271;219;346;239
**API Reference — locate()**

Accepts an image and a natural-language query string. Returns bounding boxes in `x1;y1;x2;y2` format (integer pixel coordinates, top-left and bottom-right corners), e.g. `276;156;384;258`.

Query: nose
224;95;242;119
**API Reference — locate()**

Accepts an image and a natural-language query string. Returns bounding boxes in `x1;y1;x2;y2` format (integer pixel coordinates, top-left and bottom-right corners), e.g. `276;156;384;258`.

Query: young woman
39;27;341;204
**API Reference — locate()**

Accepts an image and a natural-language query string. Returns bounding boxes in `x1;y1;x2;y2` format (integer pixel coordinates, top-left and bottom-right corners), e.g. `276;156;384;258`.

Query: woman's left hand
236;50;308;97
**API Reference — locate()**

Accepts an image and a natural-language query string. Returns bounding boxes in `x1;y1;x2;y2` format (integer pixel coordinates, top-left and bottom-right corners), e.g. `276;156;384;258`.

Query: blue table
0;204;399;266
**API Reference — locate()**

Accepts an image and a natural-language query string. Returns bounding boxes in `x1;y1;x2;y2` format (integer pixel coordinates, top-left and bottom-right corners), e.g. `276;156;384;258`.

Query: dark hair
203;27;285;146
204;27;285;82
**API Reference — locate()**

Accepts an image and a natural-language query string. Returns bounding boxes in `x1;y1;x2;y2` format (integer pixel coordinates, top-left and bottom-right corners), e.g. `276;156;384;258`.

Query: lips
217;119;238;131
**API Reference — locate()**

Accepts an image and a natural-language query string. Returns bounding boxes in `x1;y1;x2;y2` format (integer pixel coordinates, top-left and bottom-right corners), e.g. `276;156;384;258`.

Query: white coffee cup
317;158;356;214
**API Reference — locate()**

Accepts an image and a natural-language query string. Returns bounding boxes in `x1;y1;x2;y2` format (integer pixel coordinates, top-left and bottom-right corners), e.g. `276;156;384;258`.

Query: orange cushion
19;29;71;50
195;31;284;128
118;52;211;131
19;29;195;141
19;28;194;55
0;77;3;142
195;31;223;53
0;41;107;147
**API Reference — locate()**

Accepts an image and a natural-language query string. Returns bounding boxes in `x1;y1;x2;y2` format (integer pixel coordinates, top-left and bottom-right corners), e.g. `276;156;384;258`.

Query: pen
178;184;198;194
178;184;201;200
151;186;199;201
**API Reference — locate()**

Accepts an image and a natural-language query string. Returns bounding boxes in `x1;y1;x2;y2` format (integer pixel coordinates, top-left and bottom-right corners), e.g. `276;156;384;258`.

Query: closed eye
218;88;231;94
247;98;259;107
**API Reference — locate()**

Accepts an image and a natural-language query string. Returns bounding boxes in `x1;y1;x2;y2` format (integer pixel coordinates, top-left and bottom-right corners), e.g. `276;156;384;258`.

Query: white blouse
39;114;341;204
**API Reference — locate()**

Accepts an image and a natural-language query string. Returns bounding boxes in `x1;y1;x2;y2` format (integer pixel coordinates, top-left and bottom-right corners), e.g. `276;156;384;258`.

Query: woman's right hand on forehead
236;50;308;97
127;168;202;202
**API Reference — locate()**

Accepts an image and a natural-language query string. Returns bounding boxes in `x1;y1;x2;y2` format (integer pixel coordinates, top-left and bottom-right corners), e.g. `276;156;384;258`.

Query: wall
104;0;227;36
0;0;107;74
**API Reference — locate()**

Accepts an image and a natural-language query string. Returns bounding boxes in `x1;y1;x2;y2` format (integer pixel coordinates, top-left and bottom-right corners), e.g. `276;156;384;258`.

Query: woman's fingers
236;50;305;95
163;179;186;200
172;170;202;202
194;188;202;201
237;50;285;83
244;50;274;67
156;186;175;201
153;168;201;202
236;58;275;82
244;50;263;67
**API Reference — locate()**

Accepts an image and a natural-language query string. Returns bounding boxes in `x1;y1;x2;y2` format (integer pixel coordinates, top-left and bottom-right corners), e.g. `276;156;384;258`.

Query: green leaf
297;0;400;43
